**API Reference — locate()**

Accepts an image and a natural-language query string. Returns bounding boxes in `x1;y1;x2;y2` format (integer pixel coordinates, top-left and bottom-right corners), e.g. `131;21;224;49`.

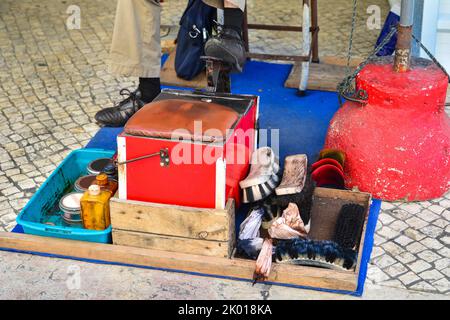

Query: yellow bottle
80;185;111;230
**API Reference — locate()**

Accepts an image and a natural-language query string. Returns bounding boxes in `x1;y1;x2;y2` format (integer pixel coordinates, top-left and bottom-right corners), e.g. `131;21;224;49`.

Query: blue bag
375;10;400;56
175;0;216;80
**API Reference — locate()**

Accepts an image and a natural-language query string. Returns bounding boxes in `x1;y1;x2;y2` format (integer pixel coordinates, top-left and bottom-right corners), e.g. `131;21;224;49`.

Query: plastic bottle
80;185;111;230
93;173;118;195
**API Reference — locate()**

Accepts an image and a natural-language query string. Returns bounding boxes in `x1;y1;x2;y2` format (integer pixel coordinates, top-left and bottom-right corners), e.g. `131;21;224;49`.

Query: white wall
435;0;450;72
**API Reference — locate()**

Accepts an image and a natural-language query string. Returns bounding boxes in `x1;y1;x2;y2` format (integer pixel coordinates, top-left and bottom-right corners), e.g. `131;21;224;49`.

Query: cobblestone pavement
0;0;448;298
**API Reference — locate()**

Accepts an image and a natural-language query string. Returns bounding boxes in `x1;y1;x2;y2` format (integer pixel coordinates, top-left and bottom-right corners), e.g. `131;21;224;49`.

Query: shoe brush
275;238;358;271
240;147;280;203
333;204;366;249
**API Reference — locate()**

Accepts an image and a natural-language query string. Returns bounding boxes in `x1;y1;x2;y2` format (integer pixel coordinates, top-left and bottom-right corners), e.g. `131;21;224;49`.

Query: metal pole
400;0;415;26
394;0;415;72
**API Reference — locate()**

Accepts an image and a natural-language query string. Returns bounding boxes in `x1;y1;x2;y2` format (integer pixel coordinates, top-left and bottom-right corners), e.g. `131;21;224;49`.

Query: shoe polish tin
74;175;97;193
59;192;83;224
87;158;114;176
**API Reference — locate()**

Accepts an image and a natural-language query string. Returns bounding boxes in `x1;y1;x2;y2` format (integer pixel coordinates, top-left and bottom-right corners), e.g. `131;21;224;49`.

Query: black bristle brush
275;238;358;271
333;203;366;249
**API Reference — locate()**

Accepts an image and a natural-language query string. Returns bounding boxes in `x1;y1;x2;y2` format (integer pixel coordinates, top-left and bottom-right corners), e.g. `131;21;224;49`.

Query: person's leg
203;0;247;72
203;0;246;11
109;0;161;80
96;0;162;127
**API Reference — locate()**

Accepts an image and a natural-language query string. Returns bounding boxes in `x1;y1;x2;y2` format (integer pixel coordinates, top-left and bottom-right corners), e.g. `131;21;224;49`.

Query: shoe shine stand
201;55;232;93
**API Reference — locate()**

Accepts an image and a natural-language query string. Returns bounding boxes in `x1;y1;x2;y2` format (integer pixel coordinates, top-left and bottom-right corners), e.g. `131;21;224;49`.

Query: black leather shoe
95;89;147;127
204;26;246;73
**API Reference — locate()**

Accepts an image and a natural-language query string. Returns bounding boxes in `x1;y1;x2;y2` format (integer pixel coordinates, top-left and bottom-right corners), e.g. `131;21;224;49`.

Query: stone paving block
381;201;397;211
409;281;438;293
399;203;423;215
381;202;396;211
370;246;384;259
373;234;388;246
433;258;449;271
376;226;398;240
366;264;390;283
378;212;395;225
406;242;427;254
381;241;405;256
393;235;414;247
438;199;450;208
398;272;421;286
373;254;397;269
431;278;450;294
0;213;17;225
432;218;448;229
441;268;450;279
408;260;432;274
418;269;445;283
403;228;427;241
442;210;450;220
417;250;443;263
405;217;428;230
389;220;409;232
439;236;450;246
419;225;444;238
427;205;445;215
395;251;417;265
419;238;444;250
384;263;408;278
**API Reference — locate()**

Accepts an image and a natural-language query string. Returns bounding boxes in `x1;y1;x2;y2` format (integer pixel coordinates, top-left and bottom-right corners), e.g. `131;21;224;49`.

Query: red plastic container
117;89;259;209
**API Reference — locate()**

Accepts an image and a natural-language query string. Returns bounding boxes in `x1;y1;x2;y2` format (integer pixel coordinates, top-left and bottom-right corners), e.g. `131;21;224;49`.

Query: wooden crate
308;187;372;279
233;187;372;291
110;197;235;258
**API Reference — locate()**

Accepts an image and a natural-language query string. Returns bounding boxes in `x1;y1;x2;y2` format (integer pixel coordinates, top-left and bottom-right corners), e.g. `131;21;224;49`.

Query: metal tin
74;175;97;193
87;158;114;176
59;192;83;223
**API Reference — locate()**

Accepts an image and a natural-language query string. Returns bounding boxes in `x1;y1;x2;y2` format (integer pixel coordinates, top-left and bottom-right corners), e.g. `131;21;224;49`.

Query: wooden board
320;56;365;68
285;62;355;92
0;231;358;292
112;229;231;258
110;198;235;242
160;48;207;89
110;198;235;258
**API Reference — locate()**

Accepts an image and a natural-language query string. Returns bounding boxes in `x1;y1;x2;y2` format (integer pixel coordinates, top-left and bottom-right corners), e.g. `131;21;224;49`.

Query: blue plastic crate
16;148;115;243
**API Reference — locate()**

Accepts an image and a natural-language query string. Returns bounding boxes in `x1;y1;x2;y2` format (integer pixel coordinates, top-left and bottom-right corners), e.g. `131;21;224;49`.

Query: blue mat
10;59;380;297
87;59;339;163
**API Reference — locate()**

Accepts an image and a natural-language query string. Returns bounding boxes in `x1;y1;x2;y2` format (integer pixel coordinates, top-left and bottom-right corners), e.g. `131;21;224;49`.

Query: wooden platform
161;48;366;93
284;56;364;92
160;49;207;89
0;188;373;293
0;231;358;292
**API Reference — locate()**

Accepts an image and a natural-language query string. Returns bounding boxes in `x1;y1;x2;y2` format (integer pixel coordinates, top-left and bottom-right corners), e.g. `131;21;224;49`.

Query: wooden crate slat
112;229;232;258
110;198;234;241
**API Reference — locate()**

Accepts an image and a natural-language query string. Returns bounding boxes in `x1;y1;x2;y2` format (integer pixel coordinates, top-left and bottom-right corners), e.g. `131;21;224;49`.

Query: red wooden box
117;89;259;209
